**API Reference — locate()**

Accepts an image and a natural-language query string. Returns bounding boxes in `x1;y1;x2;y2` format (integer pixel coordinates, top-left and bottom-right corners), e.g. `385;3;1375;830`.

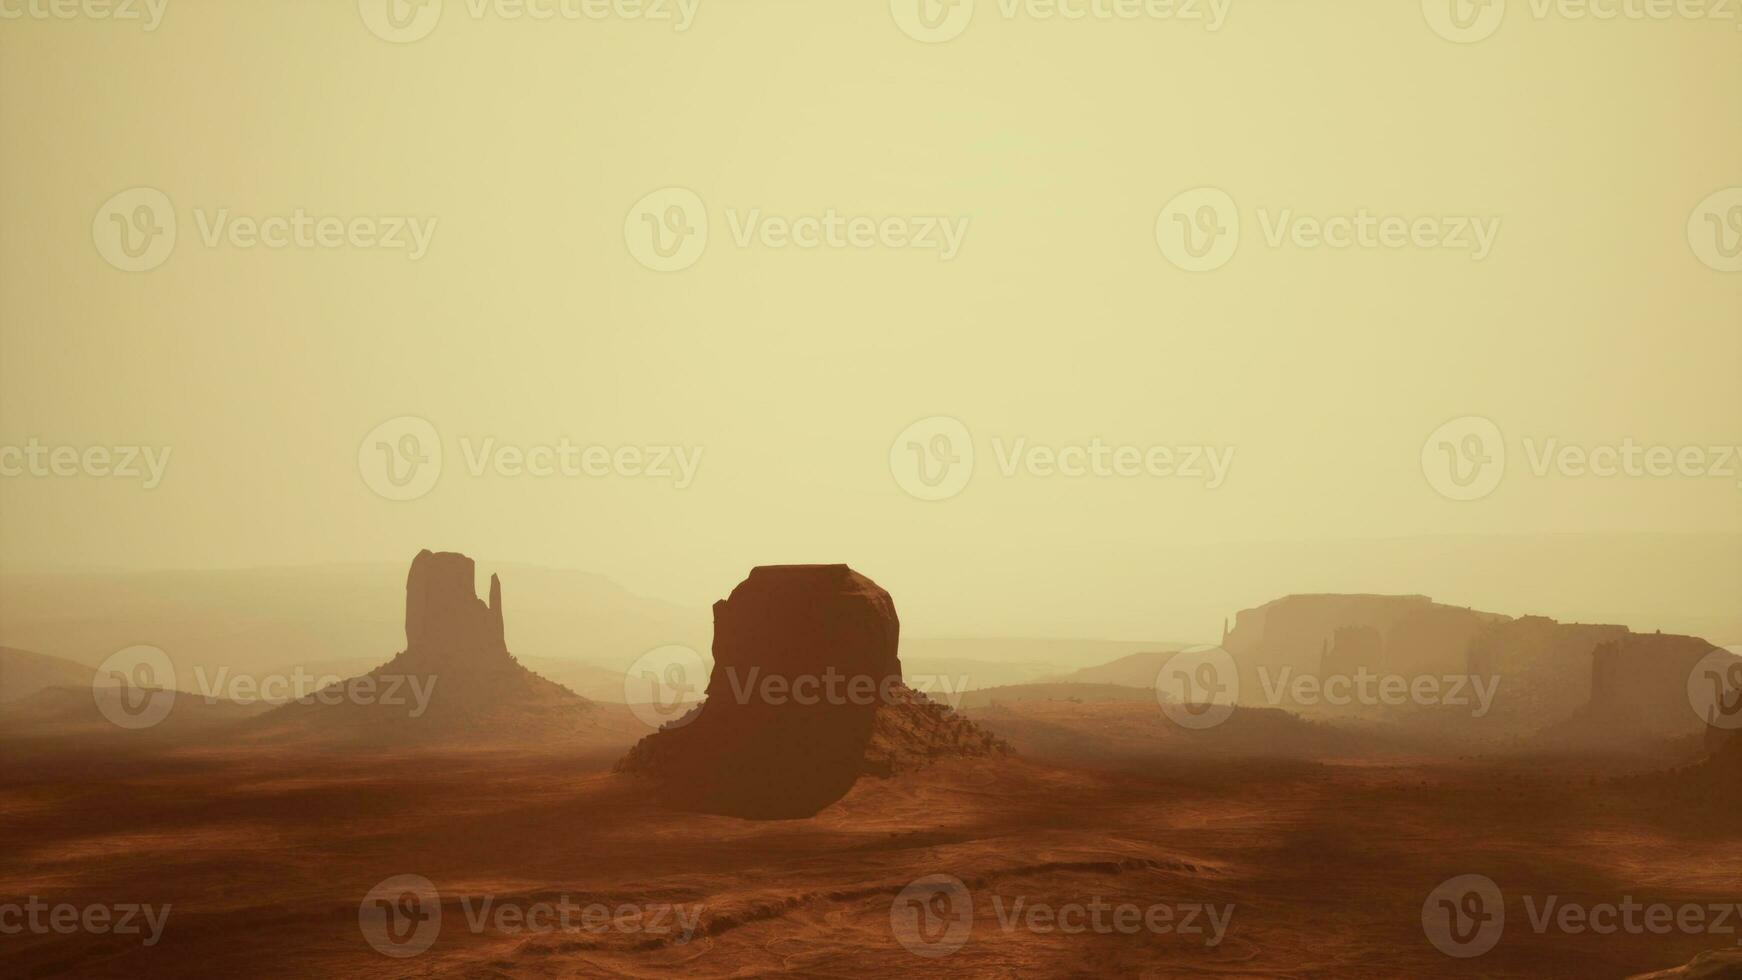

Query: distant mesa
1223;594;1507;683
1221;593;1724;742
617;564;1007;819
1220;594;1513;731
1583;634;1733;740
250;550;597;745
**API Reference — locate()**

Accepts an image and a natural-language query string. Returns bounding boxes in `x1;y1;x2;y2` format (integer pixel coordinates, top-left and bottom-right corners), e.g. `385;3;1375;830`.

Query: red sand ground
3;724;1737;979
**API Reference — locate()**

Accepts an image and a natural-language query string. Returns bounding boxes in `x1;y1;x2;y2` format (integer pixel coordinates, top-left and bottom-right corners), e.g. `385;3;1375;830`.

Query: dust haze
2;2;1740;978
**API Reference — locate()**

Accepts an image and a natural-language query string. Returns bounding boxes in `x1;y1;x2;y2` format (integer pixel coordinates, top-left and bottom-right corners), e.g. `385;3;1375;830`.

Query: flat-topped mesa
1587;634;1722;740
619;563;1005;820
402;550;508;670
707;564;901;701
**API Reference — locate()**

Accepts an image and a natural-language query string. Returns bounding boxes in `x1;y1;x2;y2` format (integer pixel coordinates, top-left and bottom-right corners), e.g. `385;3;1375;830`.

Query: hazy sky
2;0;1738;640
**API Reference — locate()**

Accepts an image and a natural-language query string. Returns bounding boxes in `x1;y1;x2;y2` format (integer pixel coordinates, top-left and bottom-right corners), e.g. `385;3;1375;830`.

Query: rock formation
252;550;594;744
1220;594;1506;723
1462;616;1628;731
1223;594;1731;742
1317;625;1384;677
1223;594;1506;681
617;564;1006;819
1713;726;1742;770
1583;634;1730;741
1628;949;1742;979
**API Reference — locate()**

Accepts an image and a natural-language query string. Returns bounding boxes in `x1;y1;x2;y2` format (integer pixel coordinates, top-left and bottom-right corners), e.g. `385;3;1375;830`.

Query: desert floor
3;726;1737;980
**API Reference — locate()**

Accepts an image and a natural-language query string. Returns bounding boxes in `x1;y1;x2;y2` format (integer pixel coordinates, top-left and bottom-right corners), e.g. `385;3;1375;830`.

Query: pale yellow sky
2;0;1739;640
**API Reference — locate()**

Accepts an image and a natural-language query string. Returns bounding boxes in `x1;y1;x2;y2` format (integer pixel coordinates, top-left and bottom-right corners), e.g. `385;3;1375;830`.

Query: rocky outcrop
401;550;510;672
1610;677;1739;816
1464;616;1629;732
1585;633;1723;741
1221;595;1506;722
252;550;594;745
1223;594;1506;679
706;564;901;703
617;565;1006;819
1628;949;1742;979
1222;594;1730;741
1317;625;1383;677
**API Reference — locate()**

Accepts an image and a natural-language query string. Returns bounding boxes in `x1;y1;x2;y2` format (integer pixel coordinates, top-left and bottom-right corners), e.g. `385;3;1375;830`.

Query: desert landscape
2;552;1738;978
4;2;1739;977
